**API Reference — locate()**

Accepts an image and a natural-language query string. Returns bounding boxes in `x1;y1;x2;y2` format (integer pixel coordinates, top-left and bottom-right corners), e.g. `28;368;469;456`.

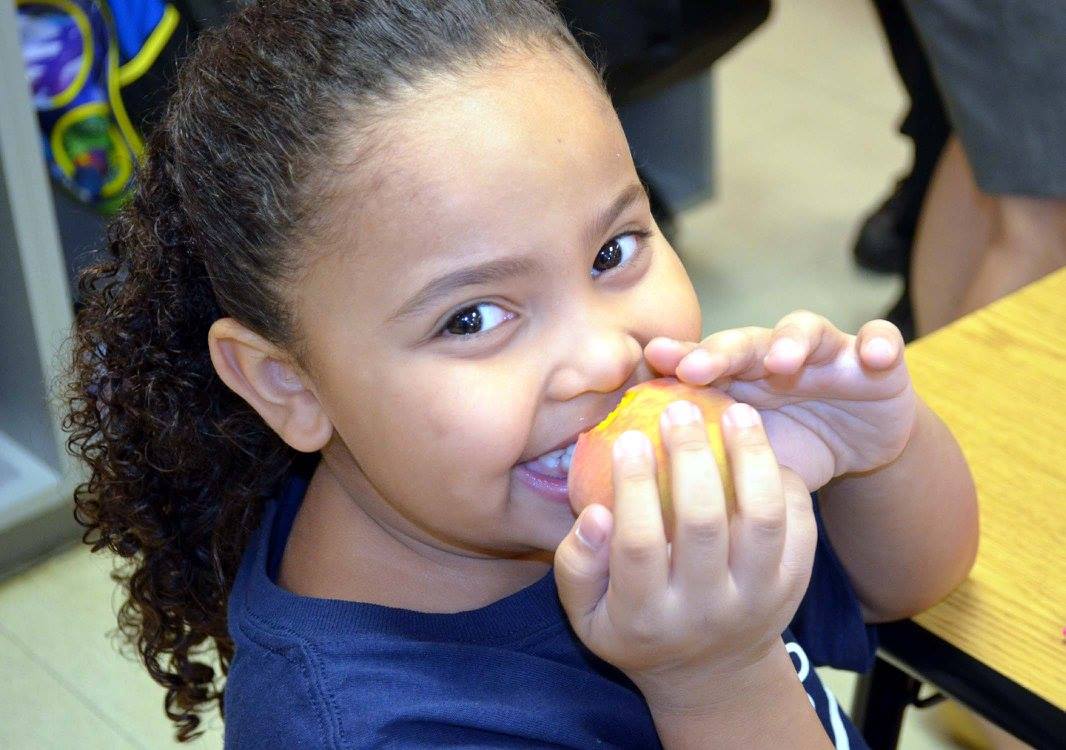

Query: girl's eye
591;230;652;277
439;302;514;340
436;230;651;341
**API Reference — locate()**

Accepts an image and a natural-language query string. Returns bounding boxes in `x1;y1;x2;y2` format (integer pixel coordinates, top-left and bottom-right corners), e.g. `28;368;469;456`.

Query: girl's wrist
639;643;832;749
633;640;791;719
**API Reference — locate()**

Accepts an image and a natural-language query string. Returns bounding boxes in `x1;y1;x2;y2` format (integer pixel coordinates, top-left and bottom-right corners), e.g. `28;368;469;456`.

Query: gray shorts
904;0;1066;198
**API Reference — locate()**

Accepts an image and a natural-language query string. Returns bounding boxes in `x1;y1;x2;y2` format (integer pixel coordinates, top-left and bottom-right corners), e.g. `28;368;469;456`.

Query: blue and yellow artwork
17;0;179;214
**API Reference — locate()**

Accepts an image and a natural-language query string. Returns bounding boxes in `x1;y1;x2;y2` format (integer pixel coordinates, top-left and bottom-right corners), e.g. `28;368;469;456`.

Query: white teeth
532;442;577;474
560;443;576;472
540;451;563;470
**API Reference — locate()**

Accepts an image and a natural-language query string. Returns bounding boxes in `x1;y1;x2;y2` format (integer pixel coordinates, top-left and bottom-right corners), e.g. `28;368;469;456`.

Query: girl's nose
546;321;644;402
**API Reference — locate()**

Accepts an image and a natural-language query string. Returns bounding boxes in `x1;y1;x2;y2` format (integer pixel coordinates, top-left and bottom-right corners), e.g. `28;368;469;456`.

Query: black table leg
852;657;923;750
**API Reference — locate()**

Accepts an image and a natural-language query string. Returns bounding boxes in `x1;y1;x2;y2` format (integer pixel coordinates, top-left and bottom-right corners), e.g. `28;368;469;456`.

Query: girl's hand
644;311;918;491
554;401;818;713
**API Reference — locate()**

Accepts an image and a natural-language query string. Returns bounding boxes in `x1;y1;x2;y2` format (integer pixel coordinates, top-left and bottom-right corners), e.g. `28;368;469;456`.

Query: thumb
554;504;612;635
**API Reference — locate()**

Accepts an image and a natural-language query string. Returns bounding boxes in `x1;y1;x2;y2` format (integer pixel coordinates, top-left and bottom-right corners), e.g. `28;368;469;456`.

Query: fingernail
576;508;607;550
770;338;803;360
725;403;760;429
665;399;702;427
865;337;893;360
614;430;651;460
683;348;715;370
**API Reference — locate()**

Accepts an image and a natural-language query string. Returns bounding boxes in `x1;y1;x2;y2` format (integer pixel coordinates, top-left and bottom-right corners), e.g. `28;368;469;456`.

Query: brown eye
591;231;649;277
593;238;624;272
440;303;513;339
444;306;483;336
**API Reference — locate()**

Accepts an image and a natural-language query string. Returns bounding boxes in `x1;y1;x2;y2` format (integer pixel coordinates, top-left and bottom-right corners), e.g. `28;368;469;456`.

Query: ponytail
63;124;297;741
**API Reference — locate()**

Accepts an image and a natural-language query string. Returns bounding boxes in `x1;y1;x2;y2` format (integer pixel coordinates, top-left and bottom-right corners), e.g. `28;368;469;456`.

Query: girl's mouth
524;442;576;478
515;442;577;504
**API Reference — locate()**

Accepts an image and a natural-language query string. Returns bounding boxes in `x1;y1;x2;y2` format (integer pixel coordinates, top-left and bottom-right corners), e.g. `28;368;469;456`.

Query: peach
568;377;736;533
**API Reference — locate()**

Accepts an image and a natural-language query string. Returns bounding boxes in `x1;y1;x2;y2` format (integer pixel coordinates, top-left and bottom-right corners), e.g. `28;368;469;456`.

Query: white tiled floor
2;0;979;747
0;547;225;748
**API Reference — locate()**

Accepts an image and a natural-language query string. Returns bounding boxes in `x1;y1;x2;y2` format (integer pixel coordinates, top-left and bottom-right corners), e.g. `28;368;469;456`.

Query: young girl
63;1;979;746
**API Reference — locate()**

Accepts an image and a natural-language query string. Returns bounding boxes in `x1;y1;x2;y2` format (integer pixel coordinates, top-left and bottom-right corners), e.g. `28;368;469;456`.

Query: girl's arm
817;396;979;622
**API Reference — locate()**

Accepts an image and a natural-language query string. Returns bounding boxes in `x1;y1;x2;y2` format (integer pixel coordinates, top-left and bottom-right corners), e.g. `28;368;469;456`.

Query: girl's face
294;48;701;560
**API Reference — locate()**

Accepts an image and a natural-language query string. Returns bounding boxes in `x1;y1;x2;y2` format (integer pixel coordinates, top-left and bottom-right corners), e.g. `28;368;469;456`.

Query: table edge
874;620;1065;749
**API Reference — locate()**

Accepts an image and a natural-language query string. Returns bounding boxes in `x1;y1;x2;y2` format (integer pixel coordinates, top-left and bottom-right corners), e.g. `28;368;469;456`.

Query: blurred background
2;0;1058;747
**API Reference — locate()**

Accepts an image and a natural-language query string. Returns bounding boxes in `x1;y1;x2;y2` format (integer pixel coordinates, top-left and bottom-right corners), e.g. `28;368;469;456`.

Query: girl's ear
207;317;333;452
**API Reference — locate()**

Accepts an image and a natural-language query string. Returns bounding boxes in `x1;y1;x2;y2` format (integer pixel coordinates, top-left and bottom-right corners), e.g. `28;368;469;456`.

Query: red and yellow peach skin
568;377;736;533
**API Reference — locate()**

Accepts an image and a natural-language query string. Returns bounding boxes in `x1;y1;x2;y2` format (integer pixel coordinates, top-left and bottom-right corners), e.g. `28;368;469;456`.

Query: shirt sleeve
787;492;879;673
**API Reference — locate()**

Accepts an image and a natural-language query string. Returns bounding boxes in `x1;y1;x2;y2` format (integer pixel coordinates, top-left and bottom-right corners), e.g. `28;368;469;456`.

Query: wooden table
853;267;1066;749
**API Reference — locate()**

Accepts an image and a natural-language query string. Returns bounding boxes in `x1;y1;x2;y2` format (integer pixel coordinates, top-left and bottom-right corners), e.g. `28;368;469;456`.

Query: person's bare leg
958;194;1066;317
978;715;1033;750
910;136;996;335
929;700;1033;749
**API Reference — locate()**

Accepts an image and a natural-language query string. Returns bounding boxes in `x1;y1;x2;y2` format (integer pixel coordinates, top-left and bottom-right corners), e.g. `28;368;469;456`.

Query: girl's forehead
379;66;624;211
297;50;637;336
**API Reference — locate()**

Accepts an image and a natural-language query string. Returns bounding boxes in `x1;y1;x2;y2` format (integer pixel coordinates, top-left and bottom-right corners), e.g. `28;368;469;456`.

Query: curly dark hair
59;0;605;741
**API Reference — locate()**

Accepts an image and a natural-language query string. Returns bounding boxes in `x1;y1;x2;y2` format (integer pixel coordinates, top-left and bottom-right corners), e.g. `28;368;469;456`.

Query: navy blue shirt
224;459;877;748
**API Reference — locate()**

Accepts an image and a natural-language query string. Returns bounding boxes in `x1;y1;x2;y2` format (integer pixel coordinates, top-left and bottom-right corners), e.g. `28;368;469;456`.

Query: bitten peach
568;377;736;533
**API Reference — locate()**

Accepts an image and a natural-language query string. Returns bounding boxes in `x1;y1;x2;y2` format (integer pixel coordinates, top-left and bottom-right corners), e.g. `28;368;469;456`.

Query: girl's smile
515;435;579;504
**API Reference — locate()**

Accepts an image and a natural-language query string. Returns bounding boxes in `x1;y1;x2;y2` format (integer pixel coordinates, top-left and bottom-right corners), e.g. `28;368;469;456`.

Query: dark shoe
884;286;916;343
853;179;923;275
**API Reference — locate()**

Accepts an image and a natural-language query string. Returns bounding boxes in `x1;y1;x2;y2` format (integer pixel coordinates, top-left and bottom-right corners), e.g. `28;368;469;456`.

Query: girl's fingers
659;400;729;592
644;337;699;376
608;431;670;612
763;310;847;375
554;504;614;636
721;403;787;589
675;327;769;385
646;313;891;387
777;467;818;597
855;319;905;371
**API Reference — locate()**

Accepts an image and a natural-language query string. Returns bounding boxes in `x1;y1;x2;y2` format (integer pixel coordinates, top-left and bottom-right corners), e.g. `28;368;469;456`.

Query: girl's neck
277;457;552;613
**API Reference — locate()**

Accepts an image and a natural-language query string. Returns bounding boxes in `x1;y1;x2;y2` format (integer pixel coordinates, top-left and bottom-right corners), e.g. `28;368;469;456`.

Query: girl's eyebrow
388;254;545;323
388;181;649;324
582;181;650;251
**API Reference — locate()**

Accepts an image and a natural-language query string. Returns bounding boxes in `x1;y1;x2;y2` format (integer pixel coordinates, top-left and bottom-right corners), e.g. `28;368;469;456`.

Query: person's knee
991;195;1066;266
